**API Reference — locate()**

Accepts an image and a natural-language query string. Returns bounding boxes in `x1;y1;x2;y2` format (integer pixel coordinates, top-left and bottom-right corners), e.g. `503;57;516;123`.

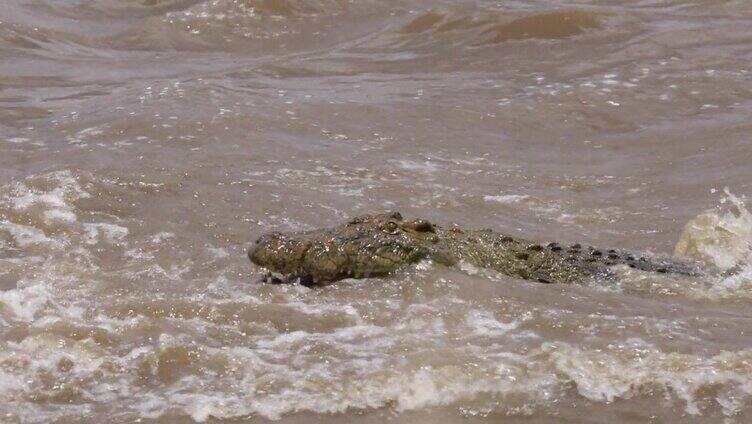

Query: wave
359;7;607;55
3;323;750;421
103;0;391;52
0;2;606;57
0;0;389;56
398;9;602;44
1;170;751;422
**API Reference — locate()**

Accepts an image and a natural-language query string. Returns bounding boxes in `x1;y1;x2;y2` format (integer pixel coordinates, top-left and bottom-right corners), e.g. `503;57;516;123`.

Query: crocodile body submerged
249;212;702;286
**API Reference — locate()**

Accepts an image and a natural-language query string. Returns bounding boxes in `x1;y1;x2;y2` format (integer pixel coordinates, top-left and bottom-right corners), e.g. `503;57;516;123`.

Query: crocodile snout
249;232;312;276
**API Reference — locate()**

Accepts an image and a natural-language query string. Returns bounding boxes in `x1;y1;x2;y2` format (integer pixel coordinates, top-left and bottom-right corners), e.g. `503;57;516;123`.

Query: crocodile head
249;212;449;285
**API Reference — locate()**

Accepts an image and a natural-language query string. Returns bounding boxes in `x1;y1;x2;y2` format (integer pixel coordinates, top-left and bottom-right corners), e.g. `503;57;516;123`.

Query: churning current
1;0;751;423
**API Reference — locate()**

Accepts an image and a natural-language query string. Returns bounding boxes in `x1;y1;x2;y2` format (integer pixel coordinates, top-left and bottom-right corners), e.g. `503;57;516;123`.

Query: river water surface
1;0;752;423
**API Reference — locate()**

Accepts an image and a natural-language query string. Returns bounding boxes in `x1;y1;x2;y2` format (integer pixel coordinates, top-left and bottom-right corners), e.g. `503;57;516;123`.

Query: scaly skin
249;212;702;286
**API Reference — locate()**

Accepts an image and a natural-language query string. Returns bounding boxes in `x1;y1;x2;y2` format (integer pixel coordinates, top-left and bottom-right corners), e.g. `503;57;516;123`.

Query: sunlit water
1;0;751;422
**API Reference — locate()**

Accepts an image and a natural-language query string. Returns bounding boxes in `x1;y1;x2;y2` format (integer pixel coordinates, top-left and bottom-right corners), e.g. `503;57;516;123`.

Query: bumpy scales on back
249;212;701;286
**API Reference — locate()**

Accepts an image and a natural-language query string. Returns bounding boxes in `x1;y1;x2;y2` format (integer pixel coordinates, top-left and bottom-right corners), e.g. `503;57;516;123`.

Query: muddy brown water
1;0;752;423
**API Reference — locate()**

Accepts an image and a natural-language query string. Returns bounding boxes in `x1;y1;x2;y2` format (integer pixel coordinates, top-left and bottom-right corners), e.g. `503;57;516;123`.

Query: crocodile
249;212;702;286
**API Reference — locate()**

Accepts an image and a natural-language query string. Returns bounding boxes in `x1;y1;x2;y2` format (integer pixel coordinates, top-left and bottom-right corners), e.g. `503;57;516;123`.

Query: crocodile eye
382;221;400;234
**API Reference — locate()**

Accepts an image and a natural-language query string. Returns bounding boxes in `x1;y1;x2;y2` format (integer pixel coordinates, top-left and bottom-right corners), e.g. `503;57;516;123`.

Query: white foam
0;222;61;248
0;170;89;248
698;262;752;300
43;208;78;223
83;223;129;245
483;194;529;204
206;246;229;258
0;285;54;322
151;232;174;243
395;160;439;173
6;170;88;211
458;260;482;275
546;340;752;416
465;310;519;337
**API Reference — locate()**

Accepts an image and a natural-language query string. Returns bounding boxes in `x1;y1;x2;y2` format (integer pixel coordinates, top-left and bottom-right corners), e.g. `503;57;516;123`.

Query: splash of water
673;188;752;299
675;188;752;270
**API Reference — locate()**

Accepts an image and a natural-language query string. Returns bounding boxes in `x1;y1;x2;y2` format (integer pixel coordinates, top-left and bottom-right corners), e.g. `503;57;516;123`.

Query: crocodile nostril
387;211;403;221
414;220;435;232
406;219;435;233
